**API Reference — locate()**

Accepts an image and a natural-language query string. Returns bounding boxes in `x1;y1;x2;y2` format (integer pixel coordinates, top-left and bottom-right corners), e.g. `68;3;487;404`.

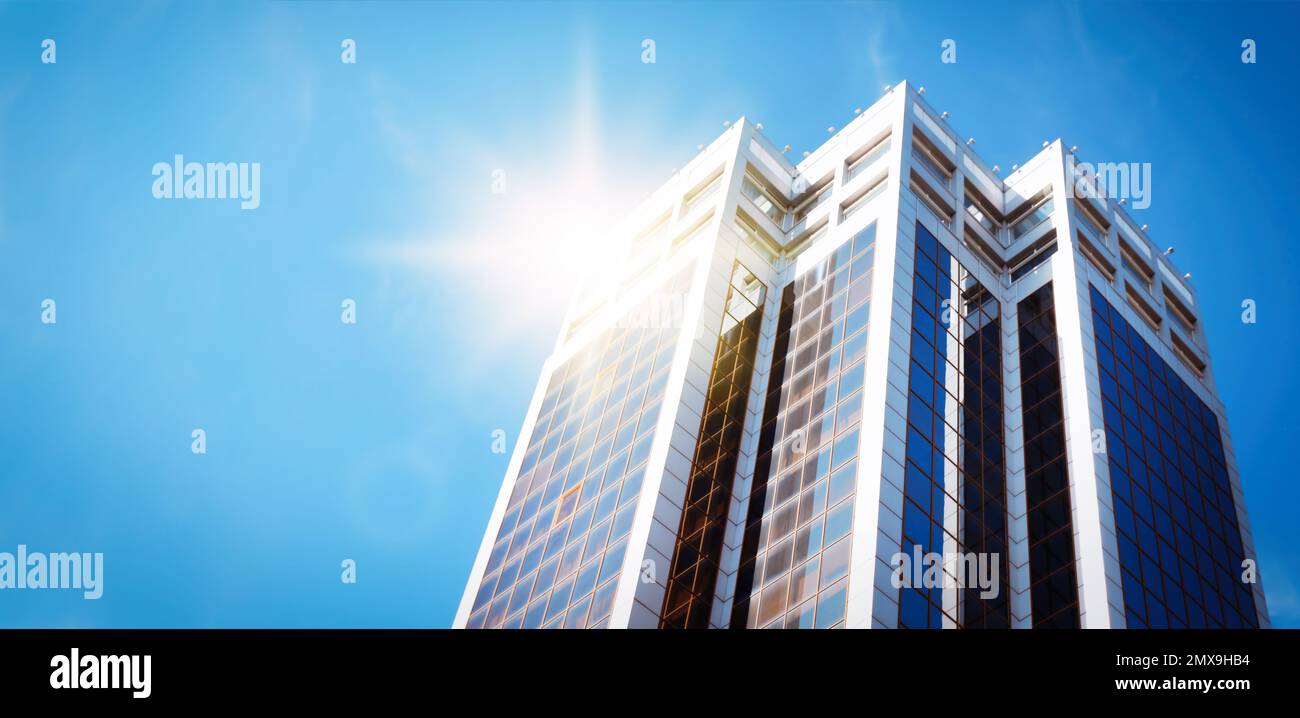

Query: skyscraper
454;81;1268;629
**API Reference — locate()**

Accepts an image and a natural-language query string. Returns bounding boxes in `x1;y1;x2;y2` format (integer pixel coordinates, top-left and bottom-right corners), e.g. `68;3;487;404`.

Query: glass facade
1089;285;1257;628
898;222;1010;628
732;224;877;629
661;263;766;628
460;121;1264;630
1016;283;1081;627
466;269;693;629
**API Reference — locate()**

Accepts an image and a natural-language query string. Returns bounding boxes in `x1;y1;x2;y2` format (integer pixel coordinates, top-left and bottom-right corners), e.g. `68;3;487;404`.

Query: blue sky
0;0;1296;628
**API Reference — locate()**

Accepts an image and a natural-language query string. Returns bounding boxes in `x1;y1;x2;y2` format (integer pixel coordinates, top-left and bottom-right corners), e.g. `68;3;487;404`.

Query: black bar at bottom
0;629;1292;705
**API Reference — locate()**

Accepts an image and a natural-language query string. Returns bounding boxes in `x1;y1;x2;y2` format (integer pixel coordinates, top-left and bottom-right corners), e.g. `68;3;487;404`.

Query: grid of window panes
1011;195;1053;240
732;224;877;629
730;283;795;627
1016;283;1081;627
465;270;693;629
1089;285;1258;628
899;222;1010;628
660;263;766;628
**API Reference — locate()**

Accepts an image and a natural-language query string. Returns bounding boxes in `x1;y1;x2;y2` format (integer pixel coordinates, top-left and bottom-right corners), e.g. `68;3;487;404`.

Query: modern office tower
454;81;1269;629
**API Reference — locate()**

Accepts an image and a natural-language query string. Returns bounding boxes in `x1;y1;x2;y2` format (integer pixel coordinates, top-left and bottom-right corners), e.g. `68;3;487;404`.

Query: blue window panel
900;587;930;628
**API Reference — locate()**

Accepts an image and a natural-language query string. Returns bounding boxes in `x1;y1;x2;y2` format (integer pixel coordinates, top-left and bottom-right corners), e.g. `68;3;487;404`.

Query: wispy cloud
865;8;898;92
